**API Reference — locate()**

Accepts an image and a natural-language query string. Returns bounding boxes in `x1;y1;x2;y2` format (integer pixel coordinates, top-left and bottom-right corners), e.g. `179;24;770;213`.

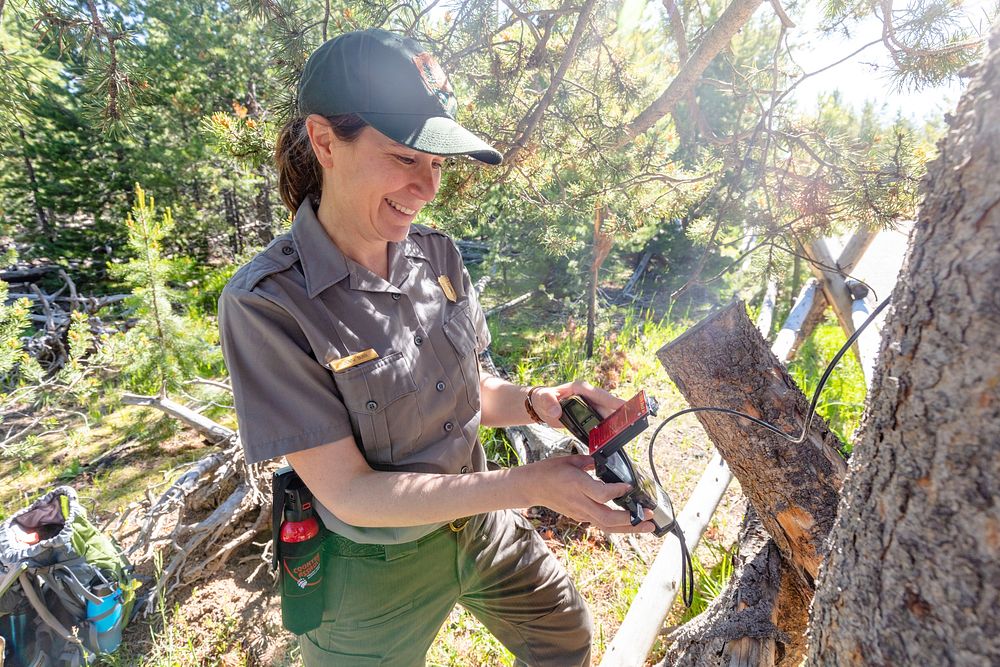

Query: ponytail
275;114;369;213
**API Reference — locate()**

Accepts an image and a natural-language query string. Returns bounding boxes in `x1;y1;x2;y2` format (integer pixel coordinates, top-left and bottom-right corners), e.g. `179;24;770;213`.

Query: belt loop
383;542;418;562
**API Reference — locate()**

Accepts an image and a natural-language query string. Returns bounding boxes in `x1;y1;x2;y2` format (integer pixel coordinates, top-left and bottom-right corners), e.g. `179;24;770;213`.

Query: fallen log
484;291;534;318
115;392;270;612
0;266;60;283
658;508;810;667
121;393;235;442
657;300;846;587
619;247;655;302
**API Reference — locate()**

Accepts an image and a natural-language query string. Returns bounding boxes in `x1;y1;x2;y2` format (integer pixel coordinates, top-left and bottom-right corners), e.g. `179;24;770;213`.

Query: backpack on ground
0;486;139;667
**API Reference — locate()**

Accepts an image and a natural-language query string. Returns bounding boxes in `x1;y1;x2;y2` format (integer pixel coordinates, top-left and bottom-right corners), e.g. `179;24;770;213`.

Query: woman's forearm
479;371;536;427
286;437;644;531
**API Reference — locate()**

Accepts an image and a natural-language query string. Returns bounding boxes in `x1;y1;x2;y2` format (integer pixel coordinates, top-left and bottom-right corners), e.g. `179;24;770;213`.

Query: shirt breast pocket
442;304;482;413
330;351;421;465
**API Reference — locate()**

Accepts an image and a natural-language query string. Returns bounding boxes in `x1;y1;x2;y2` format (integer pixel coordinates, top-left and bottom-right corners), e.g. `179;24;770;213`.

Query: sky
781;1;997;123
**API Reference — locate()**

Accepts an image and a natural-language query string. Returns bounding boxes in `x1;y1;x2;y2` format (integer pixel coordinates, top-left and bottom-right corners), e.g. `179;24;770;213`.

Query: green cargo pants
299;509;592;666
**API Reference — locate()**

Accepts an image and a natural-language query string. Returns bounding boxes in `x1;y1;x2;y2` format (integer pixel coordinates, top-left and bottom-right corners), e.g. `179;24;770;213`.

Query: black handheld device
558;393;675;537
557;392;694;606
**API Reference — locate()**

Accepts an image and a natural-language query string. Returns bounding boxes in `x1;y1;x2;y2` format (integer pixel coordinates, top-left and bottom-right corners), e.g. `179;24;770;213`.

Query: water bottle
279;483;325;634
85;582;123;652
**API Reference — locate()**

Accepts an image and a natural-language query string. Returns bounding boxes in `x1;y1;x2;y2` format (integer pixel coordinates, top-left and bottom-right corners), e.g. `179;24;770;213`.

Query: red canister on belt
273;468;325;634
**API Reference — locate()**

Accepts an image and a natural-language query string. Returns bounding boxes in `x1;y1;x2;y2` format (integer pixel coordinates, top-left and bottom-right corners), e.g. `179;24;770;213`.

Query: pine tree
106;184;214;397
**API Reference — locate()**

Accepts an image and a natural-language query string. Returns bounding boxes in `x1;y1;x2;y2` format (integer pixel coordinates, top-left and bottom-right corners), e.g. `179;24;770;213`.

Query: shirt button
460;465;470;473
366;400;378;412
436;381;446;391
392;293;401;301
281;246;294;255
443;421;454;432
414;335;424;346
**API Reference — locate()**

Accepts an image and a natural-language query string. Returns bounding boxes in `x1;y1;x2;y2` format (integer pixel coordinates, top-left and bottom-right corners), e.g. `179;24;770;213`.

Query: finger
560;454;596;470
574;384;624;417
606;520;657;534
591;505;644;531
590;481;633;503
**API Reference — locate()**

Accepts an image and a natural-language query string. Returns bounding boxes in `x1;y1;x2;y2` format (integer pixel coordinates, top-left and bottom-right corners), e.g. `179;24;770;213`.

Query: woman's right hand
519;455;655;533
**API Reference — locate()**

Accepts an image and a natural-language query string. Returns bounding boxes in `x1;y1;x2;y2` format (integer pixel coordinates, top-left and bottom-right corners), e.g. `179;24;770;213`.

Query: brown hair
275;113;368;213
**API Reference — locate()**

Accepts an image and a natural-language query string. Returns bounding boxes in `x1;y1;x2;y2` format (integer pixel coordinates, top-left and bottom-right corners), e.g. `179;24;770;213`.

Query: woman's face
326;126;444;245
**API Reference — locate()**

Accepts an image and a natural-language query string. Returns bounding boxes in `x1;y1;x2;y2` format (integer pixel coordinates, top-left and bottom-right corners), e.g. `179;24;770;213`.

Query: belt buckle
448;516;470;532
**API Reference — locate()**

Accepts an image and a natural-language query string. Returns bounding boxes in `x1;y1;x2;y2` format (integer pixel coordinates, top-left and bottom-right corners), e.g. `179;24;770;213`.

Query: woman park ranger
219;29;654;666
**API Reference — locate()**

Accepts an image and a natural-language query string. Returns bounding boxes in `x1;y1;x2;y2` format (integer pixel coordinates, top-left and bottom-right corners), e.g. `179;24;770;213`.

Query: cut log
849;295;884;387
778;230;876;363
602;289;828;665
802;238;857;341
656;300;847;587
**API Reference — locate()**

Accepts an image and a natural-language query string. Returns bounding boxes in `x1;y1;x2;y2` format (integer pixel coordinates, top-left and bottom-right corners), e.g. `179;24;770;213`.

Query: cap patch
412;52;458;117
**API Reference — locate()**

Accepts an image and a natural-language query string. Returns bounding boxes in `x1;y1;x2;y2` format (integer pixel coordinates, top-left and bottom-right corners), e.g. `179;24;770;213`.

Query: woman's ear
304;114;337;169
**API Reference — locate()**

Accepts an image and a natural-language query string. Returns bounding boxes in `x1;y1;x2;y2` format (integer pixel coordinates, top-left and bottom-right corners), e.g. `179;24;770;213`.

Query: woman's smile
385;197;417;216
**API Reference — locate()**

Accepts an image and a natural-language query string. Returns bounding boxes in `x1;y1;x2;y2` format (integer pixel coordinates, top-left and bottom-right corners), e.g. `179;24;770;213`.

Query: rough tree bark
807;27;1000;664
657;301;847;589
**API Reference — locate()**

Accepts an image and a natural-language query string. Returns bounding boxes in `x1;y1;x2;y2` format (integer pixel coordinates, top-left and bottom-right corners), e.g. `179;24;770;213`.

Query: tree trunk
18;126;51;240
657;301;847;588
807;27;1000;665
662;509;810;667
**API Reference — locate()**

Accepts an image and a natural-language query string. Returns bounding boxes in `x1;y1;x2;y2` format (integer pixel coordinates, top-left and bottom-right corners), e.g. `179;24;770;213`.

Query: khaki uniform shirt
219;201;491;544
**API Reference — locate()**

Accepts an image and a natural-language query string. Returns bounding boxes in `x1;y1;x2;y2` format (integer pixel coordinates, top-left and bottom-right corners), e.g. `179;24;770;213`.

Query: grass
786;316;868;452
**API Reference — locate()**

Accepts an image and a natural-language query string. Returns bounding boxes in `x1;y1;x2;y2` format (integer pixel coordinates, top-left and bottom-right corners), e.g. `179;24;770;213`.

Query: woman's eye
395;155;416;165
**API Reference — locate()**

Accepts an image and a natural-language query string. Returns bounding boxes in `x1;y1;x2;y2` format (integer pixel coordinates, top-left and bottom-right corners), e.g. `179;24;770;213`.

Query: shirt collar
291;199;430;298
292;200;350;299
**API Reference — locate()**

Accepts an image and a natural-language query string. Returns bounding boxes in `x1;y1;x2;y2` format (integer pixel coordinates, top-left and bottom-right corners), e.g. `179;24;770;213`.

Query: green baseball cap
298;29;502;165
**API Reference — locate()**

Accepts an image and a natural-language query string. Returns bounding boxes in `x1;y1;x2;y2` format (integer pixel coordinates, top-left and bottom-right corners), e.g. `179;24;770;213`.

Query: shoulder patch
230;234;299;292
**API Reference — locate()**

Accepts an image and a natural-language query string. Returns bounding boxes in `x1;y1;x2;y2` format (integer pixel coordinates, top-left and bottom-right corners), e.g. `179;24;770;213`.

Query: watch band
524;386;545;424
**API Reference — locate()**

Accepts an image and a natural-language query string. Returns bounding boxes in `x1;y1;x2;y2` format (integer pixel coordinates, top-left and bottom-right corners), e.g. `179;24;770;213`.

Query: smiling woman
218;27;652;667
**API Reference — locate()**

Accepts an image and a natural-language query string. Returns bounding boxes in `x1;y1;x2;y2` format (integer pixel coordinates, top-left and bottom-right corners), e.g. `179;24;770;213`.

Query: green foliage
787;318;868;451
106;185;220;396
0;281;33;378
678;541;736;623
202;104;277;170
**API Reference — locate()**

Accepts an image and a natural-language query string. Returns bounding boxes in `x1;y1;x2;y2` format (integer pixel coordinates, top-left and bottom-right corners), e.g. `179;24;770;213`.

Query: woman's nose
411;163;440;200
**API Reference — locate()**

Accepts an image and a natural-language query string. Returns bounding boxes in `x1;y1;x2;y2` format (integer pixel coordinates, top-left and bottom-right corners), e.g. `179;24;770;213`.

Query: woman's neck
315;195;390;280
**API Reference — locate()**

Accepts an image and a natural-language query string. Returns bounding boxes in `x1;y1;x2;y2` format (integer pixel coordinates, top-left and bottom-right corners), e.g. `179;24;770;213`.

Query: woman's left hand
528;380;624;429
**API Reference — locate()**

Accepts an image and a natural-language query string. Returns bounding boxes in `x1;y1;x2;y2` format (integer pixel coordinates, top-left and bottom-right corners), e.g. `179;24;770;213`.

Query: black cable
646;295;892;491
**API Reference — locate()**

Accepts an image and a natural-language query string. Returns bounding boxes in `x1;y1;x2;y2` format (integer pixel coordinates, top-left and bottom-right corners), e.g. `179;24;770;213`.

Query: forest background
1;0;996;664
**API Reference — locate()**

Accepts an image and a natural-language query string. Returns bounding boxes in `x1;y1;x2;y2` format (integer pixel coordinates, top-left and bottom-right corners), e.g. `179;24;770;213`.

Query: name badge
328;348;379;372
438;276;457;302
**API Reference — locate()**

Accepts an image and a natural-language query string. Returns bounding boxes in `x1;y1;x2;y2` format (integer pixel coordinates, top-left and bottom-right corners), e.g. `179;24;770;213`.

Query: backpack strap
17;571;83;650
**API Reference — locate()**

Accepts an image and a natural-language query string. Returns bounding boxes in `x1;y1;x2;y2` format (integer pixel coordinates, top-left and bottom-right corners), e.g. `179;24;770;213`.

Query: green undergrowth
0;386;235;521
786;316;868;453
